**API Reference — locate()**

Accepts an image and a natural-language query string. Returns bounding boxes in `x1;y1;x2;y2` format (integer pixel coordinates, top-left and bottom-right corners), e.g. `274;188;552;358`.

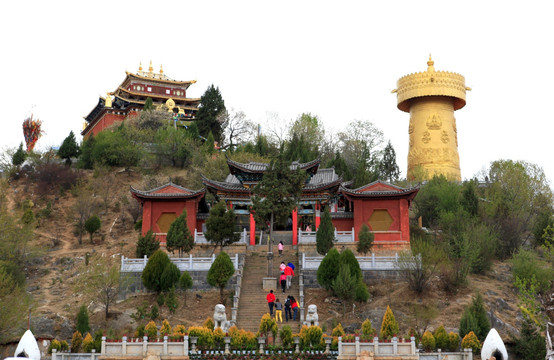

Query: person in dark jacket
284;296;292;321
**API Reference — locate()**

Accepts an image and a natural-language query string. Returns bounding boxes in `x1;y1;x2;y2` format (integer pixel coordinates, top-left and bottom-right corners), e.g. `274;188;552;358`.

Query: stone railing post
355;336;360;355
394;253;398;264
190;337;198;354
302;253;305;269
392;336;397;354
410;336;416;354
324;337;332;354
294;337;300;353
371;253;376;268
352;227;355;242
122;336;127;355
373;336;379;355
143;336;148;355
235;253;238;269
298;228;302;243
163;335;168;355
232;307;237;321
338;336;342;356
189;254;193;270
194;229;197;242
300;307;304;322
101;336;106;355
224;336;231;354
258;337;265;354
464;348;473;360
183;335;189;355
52;349;57;360
144;255;148;267
334;227;337;239
91;349;96;360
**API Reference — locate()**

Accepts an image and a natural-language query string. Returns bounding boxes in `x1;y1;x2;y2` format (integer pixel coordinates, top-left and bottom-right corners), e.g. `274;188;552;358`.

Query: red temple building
131;157;418;251
82;62;200;138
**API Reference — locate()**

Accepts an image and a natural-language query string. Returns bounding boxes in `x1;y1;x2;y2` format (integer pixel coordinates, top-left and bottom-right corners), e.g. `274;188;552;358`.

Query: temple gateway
131;157;418;253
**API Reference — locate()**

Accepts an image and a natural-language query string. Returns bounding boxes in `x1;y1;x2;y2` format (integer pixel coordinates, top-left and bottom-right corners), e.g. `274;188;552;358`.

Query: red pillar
292;208;298;245
315;202;321;230
249;213;256;245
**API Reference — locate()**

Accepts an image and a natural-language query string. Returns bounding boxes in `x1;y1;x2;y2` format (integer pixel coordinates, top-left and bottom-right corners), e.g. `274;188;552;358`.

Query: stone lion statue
304;304;319;326
213;304;231;332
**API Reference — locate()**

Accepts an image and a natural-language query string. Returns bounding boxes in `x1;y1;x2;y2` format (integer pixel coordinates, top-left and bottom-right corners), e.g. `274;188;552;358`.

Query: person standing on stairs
266;290;276;316
284;296;292;322
278;241;284;257
280;271;287;293
285;263;295;289
275;298;283;323
289;295;298;321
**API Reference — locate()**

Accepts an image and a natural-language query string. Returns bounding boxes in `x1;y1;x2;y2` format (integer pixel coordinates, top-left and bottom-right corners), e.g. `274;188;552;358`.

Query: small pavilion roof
340;180;419;201
130;182;205;200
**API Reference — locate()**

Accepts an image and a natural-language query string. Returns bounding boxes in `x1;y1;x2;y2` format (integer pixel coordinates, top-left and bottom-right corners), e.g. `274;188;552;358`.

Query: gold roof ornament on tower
393;56;471;181
138;62;143;72
160;64;164;74
148;60;153;73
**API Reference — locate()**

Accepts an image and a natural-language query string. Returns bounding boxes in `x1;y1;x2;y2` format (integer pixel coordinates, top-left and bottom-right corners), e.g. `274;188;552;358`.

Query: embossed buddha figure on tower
393;56;470;181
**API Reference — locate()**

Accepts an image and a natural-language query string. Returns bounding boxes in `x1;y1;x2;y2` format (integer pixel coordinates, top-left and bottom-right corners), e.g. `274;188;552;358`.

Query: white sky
1;1;553;187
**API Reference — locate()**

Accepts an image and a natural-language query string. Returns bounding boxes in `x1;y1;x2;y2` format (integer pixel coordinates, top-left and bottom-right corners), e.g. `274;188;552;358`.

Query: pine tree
136;230;160;258
160;262;181;292
357;224;374;255
339;248;362;282
79;135;95;169
514;318;546;360
12;142;27;166
469;293;490;341
166;212;194;256
205;201;240;250
196;85;226;143
378;140;400;182
76;305;90;335
143;97;153;111
207;252;235;303
332;263;356;301
317;247;340;290
380;305;400;338
316;208;334;255
433;325;448;350
142;249;171;293
58;131;80;165
459;307;478;339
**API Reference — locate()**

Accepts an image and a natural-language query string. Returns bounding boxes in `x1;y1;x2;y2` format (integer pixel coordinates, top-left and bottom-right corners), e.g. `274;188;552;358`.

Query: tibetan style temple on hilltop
131;158;419;251
82;62;200;138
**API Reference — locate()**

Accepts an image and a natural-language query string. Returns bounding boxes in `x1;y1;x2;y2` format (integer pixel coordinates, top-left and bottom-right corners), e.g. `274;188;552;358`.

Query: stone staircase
236;247;302;333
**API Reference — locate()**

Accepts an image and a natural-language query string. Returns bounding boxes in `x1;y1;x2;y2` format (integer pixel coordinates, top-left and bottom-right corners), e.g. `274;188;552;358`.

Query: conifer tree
160;262;181;292
197;85;226;143
79;135;95;169
380;305;400;338
142;249;171;293
76;305;90;335
378;140;400;182
316;208;334;255
433;325;449;350
179;272;193;305
136;230;160;258
357;224;374;255
332;263;356;301
339;248;362;282
317;247;340;290
459;307;478;339
468;293;490;341
207;251;235;303
205;201;240;250
58;131;80;165
166;212;194;256
143;97;154;111
12;142;27;166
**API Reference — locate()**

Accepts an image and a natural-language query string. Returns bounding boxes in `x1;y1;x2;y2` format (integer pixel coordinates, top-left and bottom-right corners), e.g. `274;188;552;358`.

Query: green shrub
331;323;344;338
357;224;374;255
433;325;448;350
317;248;340;290
203;317;215;331
136;230;159;257
48;339;61;354
511;248;553;293
339;248;362;281
145;320;158;338
157;293;165;307
355;279;370;302
166;287;178;314
173;324;186;336
150;305;159;320
299;325;323;349
459;307;478;339
142;249;171;293
421;330;435;351
134;324;145;338
514;319;546;360
60;340;69;352
280;325;293;349
213;327;225;349
447;332;460;352
316;208;335;255
361;319;375;338
187;326;214;350
160;319;171;335
76;305;90;335
461;331;481;353
459;293;490;341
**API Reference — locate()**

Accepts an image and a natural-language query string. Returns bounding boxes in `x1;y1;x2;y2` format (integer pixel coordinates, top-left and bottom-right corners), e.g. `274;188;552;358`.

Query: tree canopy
166;211;194;256
207;251;235;303
58;131;80;165
196;85;226;143
205;201;240;250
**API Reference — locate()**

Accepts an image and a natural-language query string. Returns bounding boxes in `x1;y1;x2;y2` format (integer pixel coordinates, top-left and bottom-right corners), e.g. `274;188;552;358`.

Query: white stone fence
301;252;411;270
120;254;240;272
194;229;249;244
298;227;355;243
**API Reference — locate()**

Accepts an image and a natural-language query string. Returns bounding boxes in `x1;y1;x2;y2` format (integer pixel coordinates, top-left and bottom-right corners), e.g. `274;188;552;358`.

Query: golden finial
139;62;143;72
148;60;153;73
427;54;435;72
160;64;163;74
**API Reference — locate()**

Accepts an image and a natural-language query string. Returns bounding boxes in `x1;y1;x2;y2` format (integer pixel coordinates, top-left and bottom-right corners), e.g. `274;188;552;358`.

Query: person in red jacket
279;271;287;293
266;290;276;316
289;295;298;320
284;264;295;289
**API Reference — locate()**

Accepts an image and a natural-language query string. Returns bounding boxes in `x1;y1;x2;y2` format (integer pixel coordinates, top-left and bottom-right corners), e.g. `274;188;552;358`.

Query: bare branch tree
220;109;257;150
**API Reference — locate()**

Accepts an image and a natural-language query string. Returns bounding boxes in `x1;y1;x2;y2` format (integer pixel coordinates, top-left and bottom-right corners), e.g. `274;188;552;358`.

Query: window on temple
147;87;152;92
156;212;178;233
368;209;393;231
166;89;170;94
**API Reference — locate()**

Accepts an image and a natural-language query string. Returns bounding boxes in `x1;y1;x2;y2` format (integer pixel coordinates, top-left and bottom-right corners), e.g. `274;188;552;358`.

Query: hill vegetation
0;93;552;357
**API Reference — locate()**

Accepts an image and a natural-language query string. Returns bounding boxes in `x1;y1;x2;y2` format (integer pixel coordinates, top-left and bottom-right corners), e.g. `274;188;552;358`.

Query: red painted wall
85;110;139;138
141;199;198;244
331;217;354;231
351;198;410;243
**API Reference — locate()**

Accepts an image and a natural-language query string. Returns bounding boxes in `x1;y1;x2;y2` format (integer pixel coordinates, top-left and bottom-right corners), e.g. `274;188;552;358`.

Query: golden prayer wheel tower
393;56;470;181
